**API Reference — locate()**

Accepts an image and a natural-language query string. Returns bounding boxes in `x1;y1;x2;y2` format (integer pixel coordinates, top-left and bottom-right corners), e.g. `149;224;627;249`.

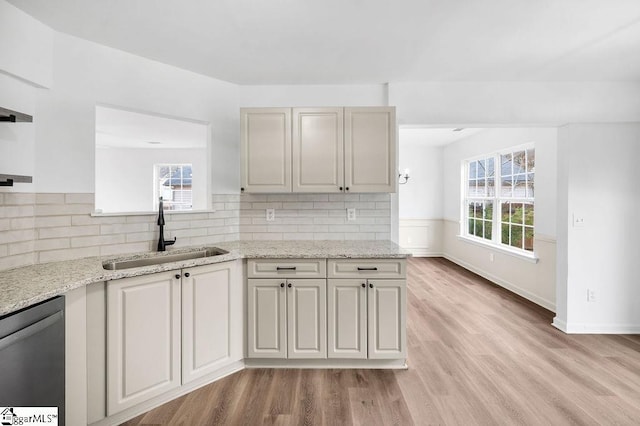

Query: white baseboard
245;358;407;369
443;253;556;312
406;250;443;257
552;317;568;332
554;318;640;334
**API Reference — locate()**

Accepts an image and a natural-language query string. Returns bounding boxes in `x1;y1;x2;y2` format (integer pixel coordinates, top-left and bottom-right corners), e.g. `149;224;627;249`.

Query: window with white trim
463;146;535;253
154;164;193;211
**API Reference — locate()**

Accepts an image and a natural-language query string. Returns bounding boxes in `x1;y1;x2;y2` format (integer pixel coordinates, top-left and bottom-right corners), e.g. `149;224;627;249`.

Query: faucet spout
157;197;176;251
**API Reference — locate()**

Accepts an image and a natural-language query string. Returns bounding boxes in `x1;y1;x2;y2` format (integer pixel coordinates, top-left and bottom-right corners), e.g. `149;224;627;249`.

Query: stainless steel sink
102;247;229;270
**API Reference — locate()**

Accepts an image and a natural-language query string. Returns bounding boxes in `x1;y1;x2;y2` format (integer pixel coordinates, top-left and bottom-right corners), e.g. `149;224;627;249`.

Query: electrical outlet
587;289;596;302
266;208;275;222
347;208;356;221
489;253;494;262
573;213;585;228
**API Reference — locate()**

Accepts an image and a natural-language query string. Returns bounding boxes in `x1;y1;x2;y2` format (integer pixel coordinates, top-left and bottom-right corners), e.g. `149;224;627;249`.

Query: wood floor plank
119;258;640;425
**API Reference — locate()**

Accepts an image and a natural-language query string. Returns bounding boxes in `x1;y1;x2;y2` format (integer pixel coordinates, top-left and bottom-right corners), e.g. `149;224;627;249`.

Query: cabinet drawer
327;259;406;279
247;259;327;278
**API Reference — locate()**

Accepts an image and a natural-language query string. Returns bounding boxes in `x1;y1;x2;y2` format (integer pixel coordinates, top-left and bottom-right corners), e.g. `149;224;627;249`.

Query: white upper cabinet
241;108;292;193
344;107;396;193
292;108;344;193
241;106;396;193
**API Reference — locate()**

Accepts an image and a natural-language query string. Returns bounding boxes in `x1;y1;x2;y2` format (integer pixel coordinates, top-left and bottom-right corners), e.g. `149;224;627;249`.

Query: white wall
0;1;51;194
397;139;444;255
0;73;37;193
0;0;53;88
239;85;387;107
95;147;208;213
440;128;558;310
388;82;640;125
554;123;640;333
34;32;239;194
398;142;443;219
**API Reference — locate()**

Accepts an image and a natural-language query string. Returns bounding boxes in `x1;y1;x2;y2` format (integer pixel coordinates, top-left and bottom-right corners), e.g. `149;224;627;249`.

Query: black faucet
157;197;176;251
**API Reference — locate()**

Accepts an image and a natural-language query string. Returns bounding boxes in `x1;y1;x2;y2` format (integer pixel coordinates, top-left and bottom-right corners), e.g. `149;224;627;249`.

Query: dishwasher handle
0;311;63;352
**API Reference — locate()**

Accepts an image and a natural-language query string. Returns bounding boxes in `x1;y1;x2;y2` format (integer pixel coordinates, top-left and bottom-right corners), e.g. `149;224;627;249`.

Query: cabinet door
240;108;292;193
344;107;396;193
292;107;344;193
287;279;326;358
247;279;287;358
367;279;406;359
182;261;238;384
327;279;367;359
107;272;181;415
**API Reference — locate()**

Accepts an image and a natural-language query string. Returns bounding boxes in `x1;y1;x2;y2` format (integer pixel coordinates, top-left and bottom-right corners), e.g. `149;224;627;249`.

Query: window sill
456;235;539;264
91;209;216;217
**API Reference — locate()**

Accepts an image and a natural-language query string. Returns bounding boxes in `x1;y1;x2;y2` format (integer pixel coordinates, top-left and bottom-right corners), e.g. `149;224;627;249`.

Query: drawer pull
357;267;378;271
277;267;297;271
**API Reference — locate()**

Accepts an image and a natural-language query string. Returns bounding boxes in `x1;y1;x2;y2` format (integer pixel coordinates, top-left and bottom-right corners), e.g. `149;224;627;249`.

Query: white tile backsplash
0;191;390;270
238;192;390;241
0;193;240;269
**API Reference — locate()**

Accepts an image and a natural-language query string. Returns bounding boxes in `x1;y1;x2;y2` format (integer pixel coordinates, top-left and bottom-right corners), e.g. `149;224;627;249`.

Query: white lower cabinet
328;278;406;359
327;279;367;358
367;279;407;359
106;271;181;415
105;261;239;417
246;279;286;358
287;279;326;358
247;278;326;359
247;258;406;363
182;262;238;383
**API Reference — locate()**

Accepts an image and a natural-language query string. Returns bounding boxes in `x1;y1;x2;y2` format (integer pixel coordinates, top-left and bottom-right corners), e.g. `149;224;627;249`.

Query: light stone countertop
0;240;410;316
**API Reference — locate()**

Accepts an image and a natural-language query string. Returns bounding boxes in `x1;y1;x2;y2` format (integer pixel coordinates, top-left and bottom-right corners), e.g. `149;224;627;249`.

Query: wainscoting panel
398;219;443;257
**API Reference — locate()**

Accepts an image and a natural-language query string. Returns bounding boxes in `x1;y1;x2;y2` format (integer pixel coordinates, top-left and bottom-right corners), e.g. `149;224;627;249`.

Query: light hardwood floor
123;258;640;425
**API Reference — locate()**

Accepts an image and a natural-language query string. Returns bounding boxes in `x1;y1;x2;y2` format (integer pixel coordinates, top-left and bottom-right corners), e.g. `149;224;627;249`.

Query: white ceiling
400;127;485;147
8;0;640;84
95;105;208;149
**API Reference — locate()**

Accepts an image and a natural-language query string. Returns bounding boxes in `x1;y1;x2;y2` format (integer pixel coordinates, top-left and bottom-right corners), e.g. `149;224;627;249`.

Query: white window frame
153;163;194;211
460;144;537;262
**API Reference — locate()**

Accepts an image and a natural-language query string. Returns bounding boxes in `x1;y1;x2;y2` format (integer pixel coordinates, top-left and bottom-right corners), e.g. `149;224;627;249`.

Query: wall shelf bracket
0;174;32;186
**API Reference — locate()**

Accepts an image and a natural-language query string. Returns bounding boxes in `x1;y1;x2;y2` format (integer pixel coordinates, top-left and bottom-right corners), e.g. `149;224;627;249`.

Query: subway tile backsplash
238;193;390;241
0;192;390;270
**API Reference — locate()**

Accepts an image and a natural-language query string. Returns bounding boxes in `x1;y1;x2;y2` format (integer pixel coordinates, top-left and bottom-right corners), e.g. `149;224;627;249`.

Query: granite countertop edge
0;240;410;316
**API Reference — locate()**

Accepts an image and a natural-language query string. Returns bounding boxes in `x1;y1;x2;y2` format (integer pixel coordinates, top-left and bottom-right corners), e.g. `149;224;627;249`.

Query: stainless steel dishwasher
0;296;65;425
